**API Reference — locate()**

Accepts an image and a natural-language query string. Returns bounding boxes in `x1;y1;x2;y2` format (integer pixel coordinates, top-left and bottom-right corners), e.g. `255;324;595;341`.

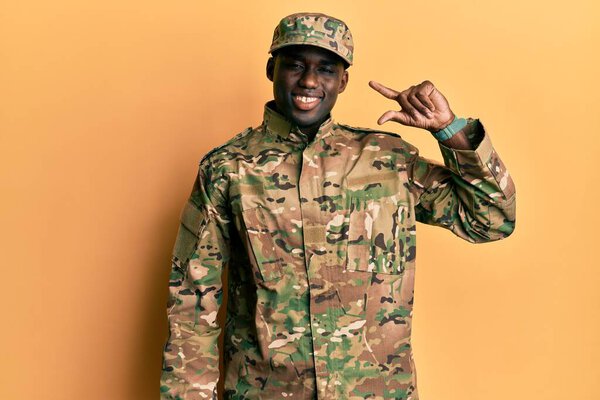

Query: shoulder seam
337;123;402;137
199;126;253;165
338;123;421;162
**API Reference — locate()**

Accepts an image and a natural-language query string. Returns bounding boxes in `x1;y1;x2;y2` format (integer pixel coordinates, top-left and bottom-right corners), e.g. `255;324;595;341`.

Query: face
266;45;349;134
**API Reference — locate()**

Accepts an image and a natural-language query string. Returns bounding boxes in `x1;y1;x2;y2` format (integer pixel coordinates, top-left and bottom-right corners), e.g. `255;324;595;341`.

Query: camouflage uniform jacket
160;103;516;400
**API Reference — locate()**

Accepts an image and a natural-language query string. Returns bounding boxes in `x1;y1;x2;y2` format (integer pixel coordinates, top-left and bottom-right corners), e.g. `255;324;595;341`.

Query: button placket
299;138;337;398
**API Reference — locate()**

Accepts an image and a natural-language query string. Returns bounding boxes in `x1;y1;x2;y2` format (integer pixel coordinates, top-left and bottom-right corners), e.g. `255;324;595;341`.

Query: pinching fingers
397;90;420;120
408;89;434;118
415;90;435;113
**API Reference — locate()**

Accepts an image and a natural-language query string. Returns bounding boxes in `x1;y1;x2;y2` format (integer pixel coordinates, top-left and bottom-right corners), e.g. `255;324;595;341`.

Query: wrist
431;115;468;141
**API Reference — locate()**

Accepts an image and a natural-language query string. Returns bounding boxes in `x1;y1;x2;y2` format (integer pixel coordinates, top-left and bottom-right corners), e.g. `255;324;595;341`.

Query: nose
298;68;318;89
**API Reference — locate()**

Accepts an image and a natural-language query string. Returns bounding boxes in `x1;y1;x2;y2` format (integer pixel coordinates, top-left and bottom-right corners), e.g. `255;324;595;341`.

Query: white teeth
295;96;319;103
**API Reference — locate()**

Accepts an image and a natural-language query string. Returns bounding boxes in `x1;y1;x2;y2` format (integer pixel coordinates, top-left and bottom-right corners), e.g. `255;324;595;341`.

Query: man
160;12;516;400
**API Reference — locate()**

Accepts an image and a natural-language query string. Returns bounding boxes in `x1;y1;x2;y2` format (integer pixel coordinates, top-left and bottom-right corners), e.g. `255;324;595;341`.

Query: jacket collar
262;101;336;143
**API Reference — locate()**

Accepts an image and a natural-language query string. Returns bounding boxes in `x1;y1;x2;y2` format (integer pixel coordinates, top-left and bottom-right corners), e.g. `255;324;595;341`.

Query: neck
267;101;329;141
299;124;319;141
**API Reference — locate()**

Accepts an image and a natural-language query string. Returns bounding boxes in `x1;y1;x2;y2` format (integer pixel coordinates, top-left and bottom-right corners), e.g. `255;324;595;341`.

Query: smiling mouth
292;95;322;111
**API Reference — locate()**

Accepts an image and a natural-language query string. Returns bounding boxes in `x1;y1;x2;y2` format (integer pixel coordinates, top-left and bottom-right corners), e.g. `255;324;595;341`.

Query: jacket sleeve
160;160;231;400
410;118;516;242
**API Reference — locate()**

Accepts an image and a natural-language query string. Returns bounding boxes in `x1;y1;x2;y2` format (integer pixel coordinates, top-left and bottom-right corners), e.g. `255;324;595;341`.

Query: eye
319;67;335;74
285;61;304;71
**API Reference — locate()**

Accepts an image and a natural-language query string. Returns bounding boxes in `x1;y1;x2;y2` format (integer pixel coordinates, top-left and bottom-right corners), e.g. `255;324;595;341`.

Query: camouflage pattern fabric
160;102;516;400
269;12;354;66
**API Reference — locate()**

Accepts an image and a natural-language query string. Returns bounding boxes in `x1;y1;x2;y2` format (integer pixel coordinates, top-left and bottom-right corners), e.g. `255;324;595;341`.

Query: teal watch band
432;115;468;141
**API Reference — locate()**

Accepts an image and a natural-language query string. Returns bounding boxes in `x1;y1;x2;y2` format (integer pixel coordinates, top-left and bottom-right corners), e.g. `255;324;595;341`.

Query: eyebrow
318;60;338;66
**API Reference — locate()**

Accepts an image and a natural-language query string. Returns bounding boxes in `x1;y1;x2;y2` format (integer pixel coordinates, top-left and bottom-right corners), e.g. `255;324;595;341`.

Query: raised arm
369;79;516;242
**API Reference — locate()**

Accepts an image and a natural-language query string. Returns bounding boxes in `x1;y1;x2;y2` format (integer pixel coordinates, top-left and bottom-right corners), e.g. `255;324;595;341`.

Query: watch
432;115;468;141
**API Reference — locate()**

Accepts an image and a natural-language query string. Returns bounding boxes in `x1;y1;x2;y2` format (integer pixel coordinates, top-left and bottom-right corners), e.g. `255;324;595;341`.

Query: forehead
277;45;343;65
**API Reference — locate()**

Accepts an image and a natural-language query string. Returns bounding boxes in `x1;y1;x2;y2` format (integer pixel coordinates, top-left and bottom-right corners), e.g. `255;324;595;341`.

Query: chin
292;109;329;126
292;113;315;124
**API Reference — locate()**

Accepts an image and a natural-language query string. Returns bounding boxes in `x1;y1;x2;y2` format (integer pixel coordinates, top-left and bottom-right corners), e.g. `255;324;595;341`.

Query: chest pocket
240;205;285;282
345;178;416;275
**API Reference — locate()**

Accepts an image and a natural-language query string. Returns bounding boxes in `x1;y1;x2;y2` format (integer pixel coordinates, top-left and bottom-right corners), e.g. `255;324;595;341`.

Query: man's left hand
369;80;455;132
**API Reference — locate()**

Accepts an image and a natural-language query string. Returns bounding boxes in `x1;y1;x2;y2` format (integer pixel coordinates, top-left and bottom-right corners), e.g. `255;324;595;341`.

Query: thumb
377;110;411;126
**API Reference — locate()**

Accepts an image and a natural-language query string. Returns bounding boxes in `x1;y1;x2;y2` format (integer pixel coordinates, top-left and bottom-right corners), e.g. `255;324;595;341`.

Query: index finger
369;80;400;100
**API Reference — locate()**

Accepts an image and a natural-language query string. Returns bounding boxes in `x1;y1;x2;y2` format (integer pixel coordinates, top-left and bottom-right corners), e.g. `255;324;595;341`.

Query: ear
266;57;275;82
338;70;349;94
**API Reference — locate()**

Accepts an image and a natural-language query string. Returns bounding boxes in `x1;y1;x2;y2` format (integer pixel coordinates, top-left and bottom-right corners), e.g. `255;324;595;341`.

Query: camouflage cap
269;12;354;66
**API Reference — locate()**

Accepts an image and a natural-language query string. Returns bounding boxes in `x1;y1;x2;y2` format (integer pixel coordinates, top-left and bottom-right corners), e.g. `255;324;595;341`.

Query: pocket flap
180;201;204;236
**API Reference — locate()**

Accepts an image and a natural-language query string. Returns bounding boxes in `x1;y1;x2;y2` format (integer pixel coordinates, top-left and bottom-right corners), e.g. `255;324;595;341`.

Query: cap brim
268;41;352;66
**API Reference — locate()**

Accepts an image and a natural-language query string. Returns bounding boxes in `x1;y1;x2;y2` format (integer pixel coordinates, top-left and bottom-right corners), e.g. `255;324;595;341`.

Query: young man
160;12;516;400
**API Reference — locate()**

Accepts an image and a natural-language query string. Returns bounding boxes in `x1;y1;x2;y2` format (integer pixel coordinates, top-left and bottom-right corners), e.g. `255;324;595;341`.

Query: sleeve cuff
438;118;493;176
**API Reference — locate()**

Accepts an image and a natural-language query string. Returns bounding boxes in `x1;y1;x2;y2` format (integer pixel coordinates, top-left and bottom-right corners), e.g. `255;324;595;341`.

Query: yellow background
1;1;598;399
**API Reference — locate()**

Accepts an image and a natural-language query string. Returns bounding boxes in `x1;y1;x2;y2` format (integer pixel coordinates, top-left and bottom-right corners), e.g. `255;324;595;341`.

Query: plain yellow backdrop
1;1;599;399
